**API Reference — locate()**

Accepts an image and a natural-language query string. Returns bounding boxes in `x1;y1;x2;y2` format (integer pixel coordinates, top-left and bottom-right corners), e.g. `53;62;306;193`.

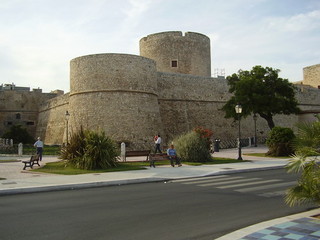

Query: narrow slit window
171;60;178;68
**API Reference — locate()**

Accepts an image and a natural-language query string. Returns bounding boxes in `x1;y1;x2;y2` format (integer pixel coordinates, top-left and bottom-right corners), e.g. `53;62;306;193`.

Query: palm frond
285;153;307;173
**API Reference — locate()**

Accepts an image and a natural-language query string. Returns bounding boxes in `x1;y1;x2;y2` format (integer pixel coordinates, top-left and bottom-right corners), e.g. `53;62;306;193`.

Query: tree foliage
222;65;300;129
1;125;35;144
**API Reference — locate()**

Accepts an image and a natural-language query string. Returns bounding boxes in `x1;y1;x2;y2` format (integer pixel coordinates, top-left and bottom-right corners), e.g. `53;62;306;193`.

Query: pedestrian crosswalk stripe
178;176;244;185
216;179;280;189
172;175;236;183
172;175;296;198
237;181;296;193
197;177;261;187
259;190;287;197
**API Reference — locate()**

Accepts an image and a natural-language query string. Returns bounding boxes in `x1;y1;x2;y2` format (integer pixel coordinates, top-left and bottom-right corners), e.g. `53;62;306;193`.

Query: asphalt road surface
0;169;314;240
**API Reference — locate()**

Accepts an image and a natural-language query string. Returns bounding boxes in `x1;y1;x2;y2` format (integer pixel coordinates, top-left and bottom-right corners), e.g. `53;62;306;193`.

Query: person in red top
154;134;162;153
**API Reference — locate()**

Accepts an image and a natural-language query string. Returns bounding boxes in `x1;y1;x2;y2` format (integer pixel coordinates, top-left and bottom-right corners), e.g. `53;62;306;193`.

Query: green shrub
60;128;119;170
266;126;295;156
81;131;119;170
60;127;86;163
174;131;212;162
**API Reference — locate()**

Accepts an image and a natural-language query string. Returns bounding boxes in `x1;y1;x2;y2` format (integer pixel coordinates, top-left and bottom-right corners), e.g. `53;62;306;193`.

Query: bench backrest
125;150;150;157
31;154;40;161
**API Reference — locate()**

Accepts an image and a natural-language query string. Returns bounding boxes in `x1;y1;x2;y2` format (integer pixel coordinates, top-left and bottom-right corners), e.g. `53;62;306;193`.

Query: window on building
7;121;12;125
26;122;34;125
171;60;178;68
16;113;21;119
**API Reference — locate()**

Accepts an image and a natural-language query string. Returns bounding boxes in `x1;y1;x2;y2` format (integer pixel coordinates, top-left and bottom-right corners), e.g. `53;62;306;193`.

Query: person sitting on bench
167;144;182;167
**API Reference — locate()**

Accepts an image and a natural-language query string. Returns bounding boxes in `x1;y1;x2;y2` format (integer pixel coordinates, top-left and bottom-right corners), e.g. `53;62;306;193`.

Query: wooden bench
149;153;169;168
22;155;40;170
124;150;151;161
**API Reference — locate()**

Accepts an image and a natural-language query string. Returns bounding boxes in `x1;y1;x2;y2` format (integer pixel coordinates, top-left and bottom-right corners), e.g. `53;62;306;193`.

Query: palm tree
285;119;320;206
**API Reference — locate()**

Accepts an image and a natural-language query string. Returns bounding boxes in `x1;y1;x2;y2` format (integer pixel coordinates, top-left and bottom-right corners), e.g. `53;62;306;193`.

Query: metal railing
218;136;266;150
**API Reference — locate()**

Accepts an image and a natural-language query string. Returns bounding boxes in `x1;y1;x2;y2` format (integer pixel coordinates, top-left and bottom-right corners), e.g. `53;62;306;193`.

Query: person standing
34;137;44;161
154;134;162;153
167;144;182;167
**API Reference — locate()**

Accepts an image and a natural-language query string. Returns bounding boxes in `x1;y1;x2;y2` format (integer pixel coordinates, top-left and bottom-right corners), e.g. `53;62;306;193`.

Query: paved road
0;169;314;240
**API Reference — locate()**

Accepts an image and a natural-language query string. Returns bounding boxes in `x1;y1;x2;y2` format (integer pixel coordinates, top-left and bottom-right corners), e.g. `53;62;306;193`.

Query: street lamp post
65;111;70;145
235;104;243;160
253;113;258;147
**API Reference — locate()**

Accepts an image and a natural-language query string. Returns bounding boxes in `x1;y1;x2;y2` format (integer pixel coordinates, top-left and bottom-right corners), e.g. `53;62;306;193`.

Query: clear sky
1;0;319;93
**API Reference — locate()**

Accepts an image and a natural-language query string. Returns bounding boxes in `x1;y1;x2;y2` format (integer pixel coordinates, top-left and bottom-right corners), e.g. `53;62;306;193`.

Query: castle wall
0;89;58;141
69;53;163;150
37;93;69;145
156;72;320;145
35;69;320;148
156;72;272;143
140;31;211;77
303;64;320;88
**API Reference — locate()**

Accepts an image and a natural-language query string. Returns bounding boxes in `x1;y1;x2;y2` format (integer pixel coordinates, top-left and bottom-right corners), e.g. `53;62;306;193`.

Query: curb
0;165;285;196
0;178;171;196
215;208;320;240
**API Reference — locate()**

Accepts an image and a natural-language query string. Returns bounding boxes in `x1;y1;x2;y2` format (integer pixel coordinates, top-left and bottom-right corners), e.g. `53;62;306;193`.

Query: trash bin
214;139;221;152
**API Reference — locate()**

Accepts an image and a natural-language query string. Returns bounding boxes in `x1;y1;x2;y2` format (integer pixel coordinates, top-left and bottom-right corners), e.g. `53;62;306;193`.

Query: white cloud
267;10;320;32
123;0;153;18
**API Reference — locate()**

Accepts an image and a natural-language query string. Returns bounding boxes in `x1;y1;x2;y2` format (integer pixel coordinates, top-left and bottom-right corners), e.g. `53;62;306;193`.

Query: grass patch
32;160;149;175
32;157;245;175
23;145;61;155
0;159;20;163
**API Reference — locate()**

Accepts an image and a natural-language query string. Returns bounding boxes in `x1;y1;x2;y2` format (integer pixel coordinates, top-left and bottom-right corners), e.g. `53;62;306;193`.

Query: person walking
154;134;162;153
34;137;44;161
167;144;182;167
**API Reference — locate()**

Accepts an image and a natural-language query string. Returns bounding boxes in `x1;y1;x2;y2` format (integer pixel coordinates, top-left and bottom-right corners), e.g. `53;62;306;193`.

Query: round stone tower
69;53;163;150
139;31;211;77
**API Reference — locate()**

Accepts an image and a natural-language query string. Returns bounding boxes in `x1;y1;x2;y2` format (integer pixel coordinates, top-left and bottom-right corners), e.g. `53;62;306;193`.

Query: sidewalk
1;146;319;239
0;146;287;194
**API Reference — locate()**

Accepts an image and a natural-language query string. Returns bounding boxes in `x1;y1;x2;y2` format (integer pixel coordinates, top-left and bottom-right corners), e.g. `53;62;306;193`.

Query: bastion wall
68;53;163;150
36;93;69;144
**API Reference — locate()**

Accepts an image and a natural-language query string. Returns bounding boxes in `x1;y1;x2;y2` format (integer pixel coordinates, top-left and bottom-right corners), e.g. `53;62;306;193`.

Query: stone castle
1;31;320;150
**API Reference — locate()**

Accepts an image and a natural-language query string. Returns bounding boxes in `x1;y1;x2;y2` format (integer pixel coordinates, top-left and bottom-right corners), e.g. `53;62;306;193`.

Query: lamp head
235;104;242;114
